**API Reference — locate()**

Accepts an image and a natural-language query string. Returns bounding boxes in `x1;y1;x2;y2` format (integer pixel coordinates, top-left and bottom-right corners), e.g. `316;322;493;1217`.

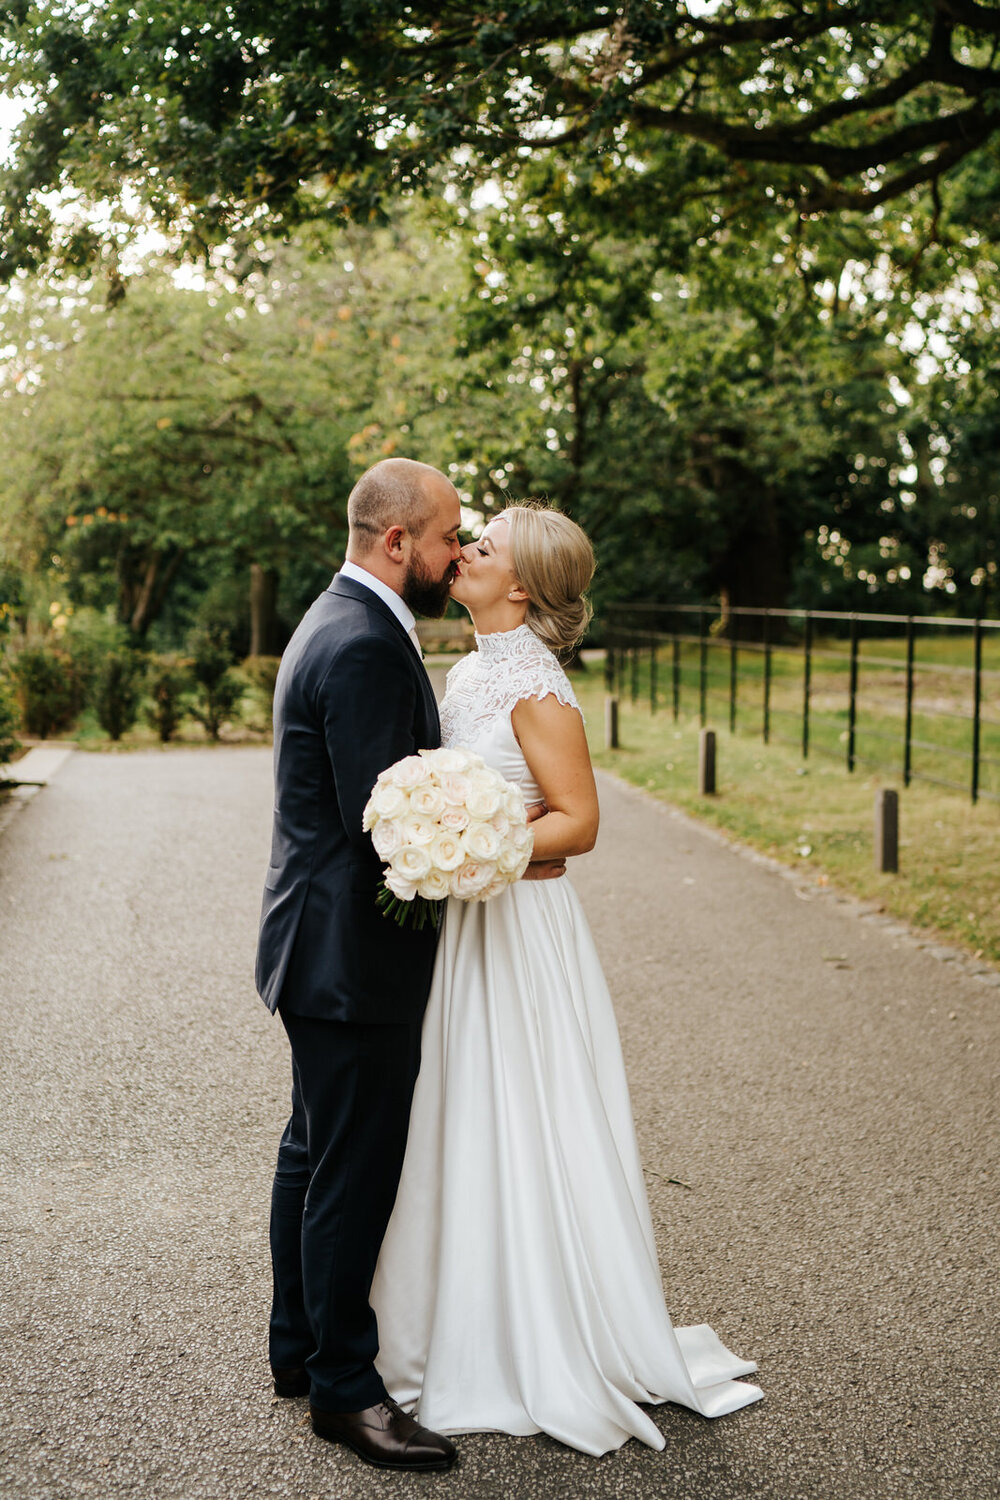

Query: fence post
699;728;716;795
728;610;738;734
762;609;772;745
698;609;708;727
649;635;658;714
672;634;681;722
903;616;915;788
847;613;859;773
604;635;615;695
972;617;983;804
874;788;899;873
605;694;619;750
802;611;812;759
630;638;639;705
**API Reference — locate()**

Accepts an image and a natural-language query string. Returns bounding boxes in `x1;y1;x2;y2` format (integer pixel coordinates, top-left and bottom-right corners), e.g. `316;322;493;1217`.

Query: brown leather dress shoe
310;1398;457;1471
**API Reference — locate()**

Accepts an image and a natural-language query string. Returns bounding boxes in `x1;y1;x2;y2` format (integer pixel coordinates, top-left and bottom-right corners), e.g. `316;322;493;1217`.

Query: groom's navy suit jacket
255;573;441;1024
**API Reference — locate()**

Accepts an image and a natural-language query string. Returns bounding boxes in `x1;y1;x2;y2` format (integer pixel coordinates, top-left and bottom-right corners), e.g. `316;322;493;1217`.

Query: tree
0;210;482;643
5;3;1000;281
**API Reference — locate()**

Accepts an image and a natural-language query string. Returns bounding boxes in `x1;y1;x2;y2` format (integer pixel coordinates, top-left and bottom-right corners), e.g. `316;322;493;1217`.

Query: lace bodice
439;624;582;803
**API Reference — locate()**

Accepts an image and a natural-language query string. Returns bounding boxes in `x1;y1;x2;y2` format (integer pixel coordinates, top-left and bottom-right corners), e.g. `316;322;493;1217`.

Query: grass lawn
574;660;1000;968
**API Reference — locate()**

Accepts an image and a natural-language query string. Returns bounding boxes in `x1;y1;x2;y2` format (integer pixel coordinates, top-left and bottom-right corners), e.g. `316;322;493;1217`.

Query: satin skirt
371;878;763;1455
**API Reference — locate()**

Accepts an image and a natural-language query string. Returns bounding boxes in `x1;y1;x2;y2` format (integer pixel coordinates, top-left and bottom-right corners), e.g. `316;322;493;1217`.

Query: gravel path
0;743;996;1500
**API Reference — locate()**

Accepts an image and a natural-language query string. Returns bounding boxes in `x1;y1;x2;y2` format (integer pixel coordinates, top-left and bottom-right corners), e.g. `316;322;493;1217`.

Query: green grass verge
575;666;1000;968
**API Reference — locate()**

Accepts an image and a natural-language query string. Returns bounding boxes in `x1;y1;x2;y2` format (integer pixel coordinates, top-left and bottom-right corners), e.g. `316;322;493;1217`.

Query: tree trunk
716;488;790;639
127;548;187;637
250;564;281;657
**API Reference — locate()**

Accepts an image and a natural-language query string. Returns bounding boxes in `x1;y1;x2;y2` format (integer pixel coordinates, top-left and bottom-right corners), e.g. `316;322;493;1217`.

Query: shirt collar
338;559;417;639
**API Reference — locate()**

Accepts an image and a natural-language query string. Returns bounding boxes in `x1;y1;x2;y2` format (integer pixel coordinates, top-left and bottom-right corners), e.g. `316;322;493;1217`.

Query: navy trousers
268;1012;423;1413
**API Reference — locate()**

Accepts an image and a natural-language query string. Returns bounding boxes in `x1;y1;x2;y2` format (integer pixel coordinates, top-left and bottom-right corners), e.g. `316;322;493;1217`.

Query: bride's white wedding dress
371;624;762;1455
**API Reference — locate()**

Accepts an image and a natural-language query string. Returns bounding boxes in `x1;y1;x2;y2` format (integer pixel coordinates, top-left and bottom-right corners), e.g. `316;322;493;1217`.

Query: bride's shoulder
511;633;583;719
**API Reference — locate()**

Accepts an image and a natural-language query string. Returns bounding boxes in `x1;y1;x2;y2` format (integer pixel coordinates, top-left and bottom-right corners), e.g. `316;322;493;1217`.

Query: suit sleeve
318;633;422;874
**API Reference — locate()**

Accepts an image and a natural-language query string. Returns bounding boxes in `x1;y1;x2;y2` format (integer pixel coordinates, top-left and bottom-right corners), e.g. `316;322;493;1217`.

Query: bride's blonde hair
502;502;595;657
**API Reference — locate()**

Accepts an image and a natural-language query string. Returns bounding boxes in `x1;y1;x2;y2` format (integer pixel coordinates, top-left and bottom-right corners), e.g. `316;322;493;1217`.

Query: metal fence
604;604;1000;804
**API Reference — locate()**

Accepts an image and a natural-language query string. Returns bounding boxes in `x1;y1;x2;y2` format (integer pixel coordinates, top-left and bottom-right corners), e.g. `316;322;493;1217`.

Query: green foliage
186;628;242;741
4;5;1000;278
238;655;281;731
144;655;191;744
10;645;82;740
0;671;21;767
92;649;143;741
0;565;25;641
61;609;133;702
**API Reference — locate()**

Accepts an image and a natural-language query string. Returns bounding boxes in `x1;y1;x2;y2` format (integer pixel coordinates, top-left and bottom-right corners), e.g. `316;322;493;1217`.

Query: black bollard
699;728;716;795
874;788;899;873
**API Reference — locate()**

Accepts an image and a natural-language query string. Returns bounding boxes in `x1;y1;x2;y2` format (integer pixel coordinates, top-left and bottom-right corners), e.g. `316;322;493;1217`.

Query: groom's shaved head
347;458;455;554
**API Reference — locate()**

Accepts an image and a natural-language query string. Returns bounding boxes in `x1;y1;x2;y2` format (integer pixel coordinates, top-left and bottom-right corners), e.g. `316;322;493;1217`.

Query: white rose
384;868;418;902
389;755;431;790
391;843;433;881
369;781;409;821
514;848;533;879
511;822;534;853
409;783;446;820
497;841;524;875
462;821;501;862
372;820;404;861
439;804;470;832
465;777;503;820
479;873;511;902
439;772;471;806
504;787;527;822
429;830;466;872
489;809;510;836
399;813;437;847
416;868;451;901
449;860;498;900
421;747;472;773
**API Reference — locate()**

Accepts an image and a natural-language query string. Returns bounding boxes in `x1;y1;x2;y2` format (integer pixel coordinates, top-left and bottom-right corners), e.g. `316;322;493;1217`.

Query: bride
371;502;763;1456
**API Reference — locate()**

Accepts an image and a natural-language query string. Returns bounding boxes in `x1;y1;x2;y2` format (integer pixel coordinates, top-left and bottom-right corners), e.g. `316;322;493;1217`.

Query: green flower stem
376;882;444;930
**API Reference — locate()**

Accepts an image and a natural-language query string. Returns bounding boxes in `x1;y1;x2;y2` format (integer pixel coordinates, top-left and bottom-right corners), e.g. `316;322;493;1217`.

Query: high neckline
473;623;540;659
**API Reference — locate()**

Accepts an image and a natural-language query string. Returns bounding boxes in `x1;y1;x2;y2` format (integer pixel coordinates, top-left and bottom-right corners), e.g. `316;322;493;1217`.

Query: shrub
11;645;82;739
63;609;131;701
145;656;191;744
93;649;144;741
0;671;21;767
187;627;242;741
239;654;281;731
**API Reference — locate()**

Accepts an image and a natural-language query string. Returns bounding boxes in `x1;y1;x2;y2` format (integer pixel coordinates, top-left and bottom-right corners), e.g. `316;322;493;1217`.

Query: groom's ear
383;524;406;560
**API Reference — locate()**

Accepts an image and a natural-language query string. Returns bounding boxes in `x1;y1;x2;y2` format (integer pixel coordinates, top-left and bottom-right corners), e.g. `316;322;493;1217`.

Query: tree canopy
4;2;1000;278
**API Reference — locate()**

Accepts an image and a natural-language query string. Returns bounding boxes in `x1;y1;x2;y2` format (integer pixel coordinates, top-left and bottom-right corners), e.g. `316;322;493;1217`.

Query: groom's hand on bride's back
523;802;566;879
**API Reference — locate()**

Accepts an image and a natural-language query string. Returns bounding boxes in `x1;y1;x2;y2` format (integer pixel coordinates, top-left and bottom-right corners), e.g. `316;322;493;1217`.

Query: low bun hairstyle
502;502;595;658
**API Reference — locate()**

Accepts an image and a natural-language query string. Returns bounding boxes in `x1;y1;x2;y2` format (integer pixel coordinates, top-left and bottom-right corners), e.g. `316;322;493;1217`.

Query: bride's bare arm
510;694;599;860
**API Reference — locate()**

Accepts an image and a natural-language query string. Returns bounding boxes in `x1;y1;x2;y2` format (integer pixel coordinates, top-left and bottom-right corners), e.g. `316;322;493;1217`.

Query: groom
255;458;463;1472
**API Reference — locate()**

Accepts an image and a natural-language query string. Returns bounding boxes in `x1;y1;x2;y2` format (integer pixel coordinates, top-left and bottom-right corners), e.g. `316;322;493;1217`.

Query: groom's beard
401;554;456;619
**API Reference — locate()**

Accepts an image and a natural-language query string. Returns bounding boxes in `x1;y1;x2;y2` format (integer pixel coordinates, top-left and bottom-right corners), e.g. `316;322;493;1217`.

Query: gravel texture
0;741;997;1500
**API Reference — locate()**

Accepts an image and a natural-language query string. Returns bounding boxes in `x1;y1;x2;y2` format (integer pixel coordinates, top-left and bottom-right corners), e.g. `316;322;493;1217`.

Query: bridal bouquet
362;748;534;928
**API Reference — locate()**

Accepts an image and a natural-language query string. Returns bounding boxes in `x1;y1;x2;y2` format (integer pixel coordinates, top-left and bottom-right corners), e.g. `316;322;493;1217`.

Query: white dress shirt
338;559;422;658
